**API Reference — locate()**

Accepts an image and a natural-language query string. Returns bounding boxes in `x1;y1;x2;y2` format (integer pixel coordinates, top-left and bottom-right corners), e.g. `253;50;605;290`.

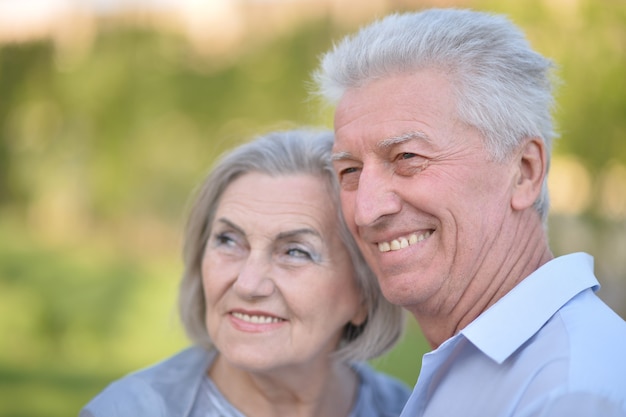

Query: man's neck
410;210;553;349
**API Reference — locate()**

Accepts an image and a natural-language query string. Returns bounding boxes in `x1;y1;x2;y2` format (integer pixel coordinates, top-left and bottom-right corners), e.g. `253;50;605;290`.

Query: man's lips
376;230;433;252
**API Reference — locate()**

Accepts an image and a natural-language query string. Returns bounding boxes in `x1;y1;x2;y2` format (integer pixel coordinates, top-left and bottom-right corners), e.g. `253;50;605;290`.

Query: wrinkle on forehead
214;173;339;245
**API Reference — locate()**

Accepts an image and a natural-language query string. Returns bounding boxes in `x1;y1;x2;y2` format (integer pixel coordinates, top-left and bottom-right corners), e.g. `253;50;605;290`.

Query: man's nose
353;163;401;227
232;253;275;299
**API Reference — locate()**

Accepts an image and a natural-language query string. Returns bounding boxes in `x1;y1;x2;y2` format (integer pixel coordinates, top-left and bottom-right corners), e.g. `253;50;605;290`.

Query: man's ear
511;137;547;211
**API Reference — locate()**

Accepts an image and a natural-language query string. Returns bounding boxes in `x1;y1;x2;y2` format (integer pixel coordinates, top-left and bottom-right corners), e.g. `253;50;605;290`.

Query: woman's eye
213;232;236;247
286;247;312;259
398;152;417;160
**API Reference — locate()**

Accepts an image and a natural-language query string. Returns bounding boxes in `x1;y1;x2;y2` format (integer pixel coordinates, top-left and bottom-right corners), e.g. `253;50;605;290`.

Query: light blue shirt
400;253;626;417
80;346;410;417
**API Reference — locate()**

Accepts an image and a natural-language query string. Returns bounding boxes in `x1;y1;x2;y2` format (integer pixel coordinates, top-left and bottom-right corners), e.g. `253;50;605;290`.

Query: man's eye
337;166;361;191
394;152;429;176
341;166;359;174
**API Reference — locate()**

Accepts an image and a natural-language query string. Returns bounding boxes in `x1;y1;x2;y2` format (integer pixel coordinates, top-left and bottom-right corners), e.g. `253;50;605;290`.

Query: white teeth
232;312;282;324
378;231;432;253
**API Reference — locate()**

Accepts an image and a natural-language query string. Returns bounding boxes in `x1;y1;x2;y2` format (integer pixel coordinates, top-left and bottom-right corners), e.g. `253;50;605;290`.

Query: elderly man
313;8;626;417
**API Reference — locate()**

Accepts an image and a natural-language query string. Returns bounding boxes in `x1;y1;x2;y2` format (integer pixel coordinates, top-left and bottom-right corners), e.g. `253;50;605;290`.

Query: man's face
332;70;517;314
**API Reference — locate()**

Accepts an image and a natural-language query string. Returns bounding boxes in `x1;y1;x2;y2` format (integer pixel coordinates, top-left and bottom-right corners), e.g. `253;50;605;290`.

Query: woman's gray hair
313;8;559;221
179;129;405;362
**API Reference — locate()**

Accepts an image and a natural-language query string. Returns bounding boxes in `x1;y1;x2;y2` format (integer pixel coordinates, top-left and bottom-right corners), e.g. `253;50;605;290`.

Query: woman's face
201;172;366;374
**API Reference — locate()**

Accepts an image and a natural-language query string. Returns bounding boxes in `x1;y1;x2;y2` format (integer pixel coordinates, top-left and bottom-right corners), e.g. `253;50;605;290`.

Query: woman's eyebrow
215;219;323;243
215;218;245;235
276;228;322;241
277;228;325;263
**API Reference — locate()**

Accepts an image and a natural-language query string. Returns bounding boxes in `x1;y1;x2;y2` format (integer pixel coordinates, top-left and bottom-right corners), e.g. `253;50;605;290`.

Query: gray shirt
80;347;410;417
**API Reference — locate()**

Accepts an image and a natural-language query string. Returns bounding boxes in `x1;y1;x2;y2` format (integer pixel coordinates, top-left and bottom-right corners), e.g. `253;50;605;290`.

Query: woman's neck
208;353;359;417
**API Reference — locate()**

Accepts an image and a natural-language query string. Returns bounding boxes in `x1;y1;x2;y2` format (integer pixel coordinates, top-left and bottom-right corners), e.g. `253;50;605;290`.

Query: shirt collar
460;252;599;364
151;346;215;416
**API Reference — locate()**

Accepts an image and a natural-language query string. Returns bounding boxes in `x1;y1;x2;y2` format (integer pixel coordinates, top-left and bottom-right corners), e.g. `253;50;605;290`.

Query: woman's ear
511;137;547;211
351;301;368;327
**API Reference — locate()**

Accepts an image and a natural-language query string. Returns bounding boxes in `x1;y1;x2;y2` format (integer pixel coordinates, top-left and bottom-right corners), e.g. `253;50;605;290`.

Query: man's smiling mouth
377;231;432;252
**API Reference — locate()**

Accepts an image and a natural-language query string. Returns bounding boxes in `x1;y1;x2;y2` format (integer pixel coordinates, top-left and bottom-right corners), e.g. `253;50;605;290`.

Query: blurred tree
0;42;55;207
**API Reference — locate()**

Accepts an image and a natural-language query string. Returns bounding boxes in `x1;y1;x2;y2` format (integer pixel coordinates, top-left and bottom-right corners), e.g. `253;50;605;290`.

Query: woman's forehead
215;173;338;234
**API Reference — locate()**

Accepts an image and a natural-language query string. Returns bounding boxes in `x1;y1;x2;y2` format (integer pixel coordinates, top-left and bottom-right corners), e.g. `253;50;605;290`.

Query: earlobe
511;137;547;211
351;302;368;327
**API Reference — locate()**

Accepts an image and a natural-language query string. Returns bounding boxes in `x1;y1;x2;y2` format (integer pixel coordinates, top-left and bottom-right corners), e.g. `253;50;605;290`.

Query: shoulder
352;362;411;417
80;347;214;417
520;289;626;408
556;289;626;389
79;375;166;417
517;390;626;417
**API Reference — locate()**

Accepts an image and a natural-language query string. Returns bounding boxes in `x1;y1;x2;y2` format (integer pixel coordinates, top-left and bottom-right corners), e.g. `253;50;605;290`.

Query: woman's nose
232;253;275;299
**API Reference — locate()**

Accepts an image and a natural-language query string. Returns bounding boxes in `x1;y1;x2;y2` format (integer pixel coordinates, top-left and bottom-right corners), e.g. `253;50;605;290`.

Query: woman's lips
230;311;285;324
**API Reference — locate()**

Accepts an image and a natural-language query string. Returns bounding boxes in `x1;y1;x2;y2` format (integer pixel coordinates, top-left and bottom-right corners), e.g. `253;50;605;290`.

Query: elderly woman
80;129;409;417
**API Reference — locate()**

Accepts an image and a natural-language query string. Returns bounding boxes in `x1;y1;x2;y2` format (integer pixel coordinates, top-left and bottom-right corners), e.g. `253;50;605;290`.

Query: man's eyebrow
331;131;432;161
331;151;353;162
378;131;432;150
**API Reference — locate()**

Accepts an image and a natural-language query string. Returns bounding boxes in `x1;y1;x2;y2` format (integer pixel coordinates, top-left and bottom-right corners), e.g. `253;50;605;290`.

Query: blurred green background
0;0;625;416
